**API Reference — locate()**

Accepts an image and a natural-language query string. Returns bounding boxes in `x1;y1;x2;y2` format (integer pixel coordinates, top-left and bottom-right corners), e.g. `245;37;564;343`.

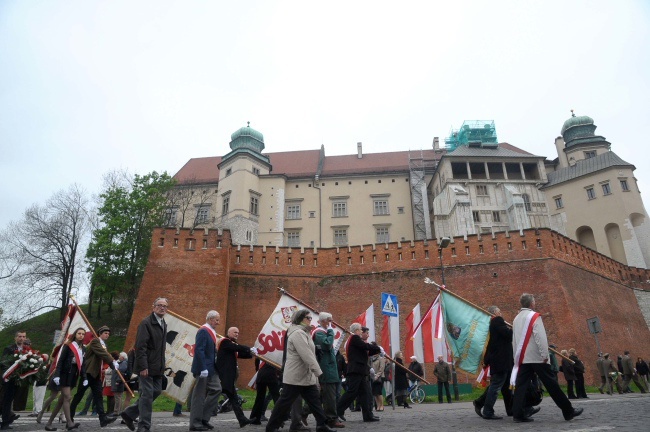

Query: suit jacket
434;361;451;382
83;338;115;379
55;343;86;385
345;334;380;376
2;343;31;357
216;337;252;392
622;355;635;375
482;315;513;374
596;357;606;377
191;327;217;377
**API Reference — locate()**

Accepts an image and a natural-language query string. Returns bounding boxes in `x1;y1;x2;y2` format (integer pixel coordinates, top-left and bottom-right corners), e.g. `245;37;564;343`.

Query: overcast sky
1;1;649;228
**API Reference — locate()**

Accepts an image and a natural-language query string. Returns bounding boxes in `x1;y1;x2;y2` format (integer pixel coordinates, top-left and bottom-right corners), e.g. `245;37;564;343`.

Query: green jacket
312;327;339;383
549;350;559;373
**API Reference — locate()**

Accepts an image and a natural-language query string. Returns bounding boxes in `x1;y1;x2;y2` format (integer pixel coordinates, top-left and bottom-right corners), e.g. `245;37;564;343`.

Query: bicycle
408;382;426;404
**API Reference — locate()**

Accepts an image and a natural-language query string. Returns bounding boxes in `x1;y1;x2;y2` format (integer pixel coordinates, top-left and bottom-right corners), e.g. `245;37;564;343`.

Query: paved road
9;393;649;432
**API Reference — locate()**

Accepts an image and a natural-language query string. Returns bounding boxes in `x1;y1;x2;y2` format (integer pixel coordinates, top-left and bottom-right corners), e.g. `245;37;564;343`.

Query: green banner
441;291;490;374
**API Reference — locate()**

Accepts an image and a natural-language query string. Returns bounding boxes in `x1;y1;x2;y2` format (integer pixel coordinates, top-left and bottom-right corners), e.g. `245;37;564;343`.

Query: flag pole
166;309;282;370
69;296;135;397
422;278;574;364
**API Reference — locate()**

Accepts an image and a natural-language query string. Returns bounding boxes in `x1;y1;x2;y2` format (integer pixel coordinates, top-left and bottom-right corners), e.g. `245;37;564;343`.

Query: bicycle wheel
410;387;425;404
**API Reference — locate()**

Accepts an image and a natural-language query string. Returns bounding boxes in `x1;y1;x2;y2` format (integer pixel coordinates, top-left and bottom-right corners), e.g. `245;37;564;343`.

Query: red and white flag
404;304;424;362
411;295;448;363
353;304;375;342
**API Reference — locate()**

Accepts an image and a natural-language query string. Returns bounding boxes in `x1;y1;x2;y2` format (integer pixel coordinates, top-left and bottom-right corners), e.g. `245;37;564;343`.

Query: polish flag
354;304;375;342
381;315;391;353
412;295;448;363
404;304;424;362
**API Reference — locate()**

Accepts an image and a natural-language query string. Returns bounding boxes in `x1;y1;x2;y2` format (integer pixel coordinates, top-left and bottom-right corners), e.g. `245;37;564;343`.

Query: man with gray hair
312;312;344;428
189;310;223;431
511;293;582;423
336;323;383;423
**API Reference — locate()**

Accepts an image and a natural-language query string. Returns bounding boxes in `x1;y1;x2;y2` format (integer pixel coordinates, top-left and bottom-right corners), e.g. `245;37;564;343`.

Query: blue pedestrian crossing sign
381;293;399;317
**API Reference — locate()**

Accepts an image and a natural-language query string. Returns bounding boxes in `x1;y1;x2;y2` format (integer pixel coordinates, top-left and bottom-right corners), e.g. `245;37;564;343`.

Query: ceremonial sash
71;342;84;373
345;335;354;359
200;324;218;346
311;327;326;340
510;311;540;387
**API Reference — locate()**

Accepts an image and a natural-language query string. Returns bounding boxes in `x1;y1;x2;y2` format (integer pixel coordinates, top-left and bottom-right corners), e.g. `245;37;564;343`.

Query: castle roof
542;151;635;189
445;142;538;158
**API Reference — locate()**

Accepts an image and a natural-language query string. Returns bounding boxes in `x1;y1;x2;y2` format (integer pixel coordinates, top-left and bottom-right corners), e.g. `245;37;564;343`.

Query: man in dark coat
189;310;222;431
69;325;118;427
408;356;424;384
473;306;513;420
121;297;168;432
216;327;255;428
312;312;343;428
1;330;29;430
335;323;382;423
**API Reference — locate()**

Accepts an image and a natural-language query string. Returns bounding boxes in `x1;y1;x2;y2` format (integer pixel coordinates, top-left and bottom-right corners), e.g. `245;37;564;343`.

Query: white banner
162;312;200;404
254;293;346;367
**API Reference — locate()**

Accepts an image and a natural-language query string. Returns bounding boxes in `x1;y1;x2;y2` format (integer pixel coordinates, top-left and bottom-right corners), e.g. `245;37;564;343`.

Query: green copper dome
229;122;265;153
561;111;601;147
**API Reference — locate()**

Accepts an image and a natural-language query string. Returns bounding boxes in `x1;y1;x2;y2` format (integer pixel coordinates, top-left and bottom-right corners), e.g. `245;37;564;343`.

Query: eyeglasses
305;316;313;321
155;304;168;309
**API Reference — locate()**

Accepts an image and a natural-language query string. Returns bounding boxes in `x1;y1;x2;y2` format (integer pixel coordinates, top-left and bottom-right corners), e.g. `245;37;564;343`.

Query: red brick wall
129;227;650;387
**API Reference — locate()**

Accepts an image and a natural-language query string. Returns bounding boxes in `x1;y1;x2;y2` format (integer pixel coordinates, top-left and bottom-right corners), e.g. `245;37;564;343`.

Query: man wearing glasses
121;298;168;432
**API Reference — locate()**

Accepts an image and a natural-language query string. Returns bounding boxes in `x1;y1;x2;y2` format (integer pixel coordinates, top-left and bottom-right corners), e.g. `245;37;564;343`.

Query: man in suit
312;312;343;429
68;325;118;428
216;327;256;428
596;353;606;394
1;330;29;430
121;297;168;432
189;310;223;431
621;350;647;393
602;353;622;394
473;306;513;420
336;323;382;423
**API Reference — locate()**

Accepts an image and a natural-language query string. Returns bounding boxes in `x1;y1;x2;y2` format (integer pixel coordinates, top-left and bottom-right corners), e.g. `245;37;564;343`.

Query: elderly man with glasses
121;297;168;432
265;309;335;432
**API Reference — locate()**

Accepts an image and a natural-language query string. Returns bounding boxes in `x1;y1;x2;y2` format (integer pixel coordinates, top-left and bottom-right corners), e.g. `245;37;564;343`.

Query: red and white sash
201;324;218;346
311;326;326;340
344;335;355;359
510;311;540;387
71;341;84;373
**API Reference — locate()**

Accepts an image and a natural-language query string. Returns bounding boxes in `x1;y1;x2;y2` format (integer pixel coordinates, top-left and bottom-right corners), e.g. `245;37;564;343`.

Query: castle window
333;229;348;246
522;194;531;212
226;168;232;177
620;179;629;191
287;231;300;247
586;187;596;200
472;211;480;222
398;207;404;214
164;207;178;227
309;211;316;218
376;227;389;243
492;211;501;223
252;166;260;175
602;183;611;196
476;185;488;196
584;151;596;159
195;205;210;224
286;204;301;220
250;196;259;215
332;201;348;217
373;200;389;215
554;196;563;209
222;195;230;215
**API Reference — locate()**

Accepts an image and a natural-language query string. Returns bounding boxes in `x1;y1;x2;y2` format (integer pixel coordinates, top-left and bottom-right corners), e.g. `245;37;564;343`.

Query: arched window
522;194;531;212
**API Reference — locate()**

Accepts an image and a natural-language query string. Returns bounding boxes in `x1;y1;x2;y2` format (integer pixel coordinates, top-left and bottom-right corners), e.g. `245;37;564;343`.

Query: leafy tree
0;184;91;320
86;170;175;317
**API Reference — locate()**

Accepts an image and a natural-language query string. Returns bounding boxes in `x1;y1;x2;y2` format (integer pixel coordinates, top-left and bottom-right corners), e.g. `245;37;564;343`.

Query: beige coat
283;324;322;386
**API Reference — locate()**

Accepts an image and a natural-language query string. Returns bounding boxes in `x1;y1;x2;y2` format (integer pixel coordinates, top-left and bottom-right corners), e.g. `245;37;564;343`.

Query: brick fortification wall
129;227;650;387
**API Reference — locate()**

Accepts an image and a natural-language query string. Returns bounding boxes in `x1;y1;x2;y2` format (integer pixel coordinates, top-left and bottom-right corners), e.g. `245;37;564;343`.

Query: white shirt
512;308;549;364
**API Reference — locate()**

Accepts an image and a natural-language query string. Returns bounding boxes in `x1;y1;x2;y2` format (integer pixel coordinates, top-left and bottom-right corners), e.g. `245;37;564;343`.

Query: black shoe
482;415;502;420
564;407;584;421
240;418;253;428
202;421;215;430
0;426;12;431
250;418;262;425
44;427;56;432
66;423;81;431
404;405;411;409
337;415;346;422
189;427;209;431
473;400;483;418
526;406;541;417
315;426;335;432
260;416;268;422
289;426;310;432
363;417;380;422
121;413;135;431
513;417;534;423
100;415;117;427
8;414;18;424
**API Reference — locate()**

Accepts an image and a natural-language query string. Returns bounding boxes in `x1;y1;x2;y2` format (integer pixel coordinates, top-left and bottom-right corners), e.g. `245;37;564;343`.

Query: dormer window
584;151;596;159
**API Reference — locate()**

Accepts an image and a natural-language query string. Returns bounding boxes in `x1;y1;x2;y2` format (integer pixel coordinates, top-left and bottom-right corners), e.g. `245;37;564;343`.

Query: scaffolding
409;150;436;240
444;120;498;151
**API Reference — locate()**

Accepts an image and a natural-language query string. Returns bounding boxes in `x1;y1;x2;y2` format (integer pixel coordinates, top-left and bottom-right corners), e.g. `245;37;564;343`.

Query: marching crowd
1;293;649;431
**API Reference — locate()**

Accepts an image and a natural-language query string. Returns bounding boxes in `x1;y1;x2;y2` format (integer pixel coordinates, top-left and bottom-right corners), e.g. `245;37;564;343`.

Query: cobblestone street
9;392;649;432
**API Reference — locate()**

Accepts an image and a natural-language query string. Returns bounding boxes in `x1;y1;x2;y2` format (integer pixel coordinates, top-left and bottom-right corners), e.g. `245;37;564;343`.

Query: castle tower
216;122;271;245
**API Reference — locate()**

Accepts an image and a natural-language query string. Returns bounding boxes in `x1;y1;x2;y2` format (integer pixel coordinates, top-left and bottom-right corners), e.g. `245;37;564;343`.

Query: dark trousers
69;378;89;416
512;363;573;419
336;374;373;420
575;373;587;398
480;371;512;416
437;381;451;403
222;388;248;424
1;381;16;426
266;384;328;432
87;374;108;420
250;380;280;421
566;379;576;398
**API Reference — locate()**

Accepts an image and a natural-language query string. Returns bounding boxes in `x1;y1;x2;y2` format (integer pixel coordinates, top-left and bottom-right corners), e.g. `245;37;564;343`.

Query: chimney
433;137;439;151
357;142;362;159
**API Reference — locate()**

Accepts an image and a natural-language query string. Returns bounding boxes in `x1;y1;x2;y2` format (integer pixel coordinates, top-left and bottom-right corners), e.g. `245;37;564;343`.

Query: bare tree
2;184;91;320
164;177;217;229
